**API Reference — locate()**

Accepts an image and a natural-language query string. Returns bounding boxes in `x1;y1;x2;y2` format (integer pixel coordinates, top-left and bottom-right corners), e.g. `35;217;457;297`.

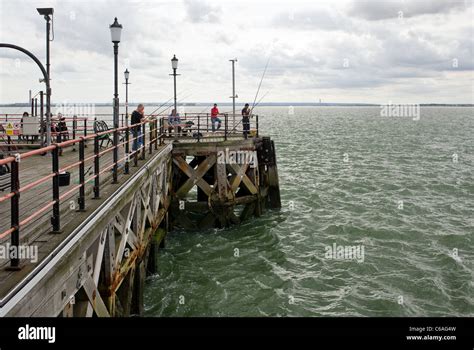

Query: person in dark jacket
242;103;251;138
131;104;145;151
57;113;69;140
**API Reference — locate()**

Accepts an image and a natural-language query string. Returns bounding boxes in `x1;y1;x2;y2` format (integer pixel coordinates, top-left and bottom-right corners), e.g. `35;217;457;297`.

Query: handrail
0;118;158;268
0;113;260;268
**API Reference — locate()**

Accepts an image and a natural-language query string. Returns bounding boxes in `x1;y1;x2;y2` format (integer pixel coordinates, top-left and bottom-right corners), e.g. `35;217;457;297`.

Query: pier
0;115;280;316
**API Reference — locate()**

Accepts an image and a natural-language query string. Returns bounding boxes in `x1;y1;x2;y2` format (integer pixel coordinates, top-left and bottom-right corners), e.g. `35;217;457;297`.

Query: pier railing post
141;123;146;160
51;145;61;232
40;91;44;146
133;124;138;167
83;118;88;148
10;158;20;269
224;113;228;141
125;123;130;175
154;119;158;150
93;135;100;198
78;138;86;211
197;115;200;142
161;117;164;145
159;117;163;146
72;115;77;151
112;125;118;184
256;114;259;138
149;120;153;155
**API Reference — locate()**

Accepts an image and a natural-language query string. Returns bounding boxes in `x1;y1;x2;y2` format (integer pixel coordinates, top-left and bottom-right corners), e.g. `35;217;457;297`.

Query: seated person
168;109;181;135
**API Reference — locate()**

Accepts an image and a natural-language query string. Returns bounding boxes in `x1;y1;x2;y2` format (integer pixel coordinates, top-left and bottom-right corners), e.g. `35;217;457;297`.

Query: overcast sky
0;0;473;104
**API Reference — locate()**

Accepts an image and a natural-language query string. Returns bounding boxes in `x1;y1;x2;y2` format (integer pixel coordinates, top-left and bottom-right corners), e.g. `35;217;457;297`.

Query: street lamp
37;7;54;147
170;55;179;114
110;17;122;183
123;68;130;174
170;55;180;138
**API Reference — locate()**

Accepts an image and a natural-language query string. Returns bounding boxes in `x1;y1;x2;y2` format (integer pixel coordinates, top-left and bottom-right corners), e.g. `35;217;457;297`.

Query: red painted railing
0;113;258;268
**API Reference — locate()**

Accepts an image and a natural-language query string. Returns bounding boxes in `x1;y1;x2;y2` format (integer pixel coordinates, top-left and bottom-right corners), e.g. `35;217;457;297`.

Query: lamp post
170;55;180;139
229;58;238;130
170;55;179;114
37;7;53;147
110;17;122;183
123;68;130;174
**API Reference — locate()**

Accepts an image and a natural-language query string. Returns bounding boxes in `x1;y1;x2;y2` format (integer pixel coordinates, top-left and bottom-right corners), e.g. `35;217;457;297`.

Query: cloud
272;8;354;31
349;0;469;21
183;0;221;23
0;0;472;104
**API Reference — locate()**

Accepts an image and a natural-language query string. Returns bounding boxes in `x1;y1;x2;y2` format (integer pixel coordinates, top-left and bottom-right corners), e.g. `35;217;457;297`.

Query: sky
0;0;473;104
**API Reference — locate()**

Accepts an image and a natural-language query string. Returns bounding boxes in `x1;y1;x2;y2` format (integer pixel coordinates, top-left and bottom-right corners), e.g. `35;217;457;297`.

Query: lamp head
171;55;178;70
37;8;54;16
109;17;123;43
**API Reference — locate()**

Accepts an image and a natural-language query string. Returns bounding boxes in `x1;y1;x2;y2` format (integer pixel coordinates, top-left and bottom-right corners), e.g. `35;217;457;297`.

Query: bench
93;120;124;148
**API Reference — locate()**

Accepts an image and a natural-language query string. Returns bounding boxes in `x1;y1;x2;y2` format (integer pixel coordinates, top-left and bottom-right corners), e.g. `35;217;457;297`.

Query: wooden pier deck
0;140;147;301
0;117;280;317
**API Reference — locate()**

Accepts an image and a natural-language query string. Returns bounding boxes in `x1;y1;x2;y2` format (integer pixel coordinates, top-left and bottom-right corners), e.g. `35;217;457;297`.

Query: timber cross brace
169;137;281;229
0;144;173;317
56;155;172;317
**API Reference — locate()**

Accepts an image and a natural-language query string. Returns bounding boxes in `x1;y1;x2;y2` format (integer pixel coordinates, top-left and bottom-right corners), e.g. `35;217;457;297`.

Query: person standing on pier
57;114;69;140
211;103;221;132
131;104;145;151
242;103;251;139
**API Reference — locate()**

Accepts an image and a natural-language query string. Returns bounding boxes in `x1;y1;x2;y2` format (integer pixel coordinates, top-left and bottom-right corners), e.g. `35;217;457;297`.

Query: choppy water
141;106;473;317
5;105;471;316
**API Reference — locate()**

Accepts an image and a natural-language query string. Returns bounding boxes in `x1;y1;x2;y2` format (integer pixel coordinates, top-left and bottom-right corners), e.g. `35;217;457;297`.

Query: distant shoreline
1;103;473;107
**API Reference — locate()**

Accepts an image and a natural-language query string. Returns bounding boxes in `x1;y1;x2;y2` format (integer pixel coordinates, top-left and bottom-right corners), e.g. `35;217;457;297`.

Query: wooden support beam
130;260;145;316
173;155;216;198
83;276;110;317
229;163;258;195
115;265;136;317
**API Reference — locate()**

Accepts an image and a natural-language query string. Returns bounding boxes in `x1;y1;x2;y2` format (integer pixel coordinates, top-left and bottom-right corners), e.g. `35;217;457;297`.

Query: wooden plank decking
0;130;250;302
0;140;157;299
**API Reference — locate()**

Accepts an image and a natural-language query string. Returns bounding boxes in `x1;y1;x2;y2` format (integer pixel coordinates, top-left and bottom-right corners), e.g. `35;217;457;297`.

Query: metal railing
0;112;259;268
0;112;259;149
0;118;160;268
159;113;259;141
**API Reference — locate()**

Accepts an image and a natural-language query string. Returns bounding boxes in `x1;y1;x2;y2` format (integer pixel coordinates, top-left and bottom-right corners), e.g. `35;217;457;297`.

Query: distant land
1;102;473;107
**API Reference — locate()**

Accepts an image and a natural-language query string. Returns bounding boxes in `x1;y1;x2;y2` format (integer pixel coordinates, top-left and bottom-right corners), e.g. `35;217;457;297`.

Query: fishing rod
147;87;192;116
250;56;270;115
147;96;174;116
229;90;270;132
222;89;271;115
156;92;195;116
252;90;270;110
197;102;216;115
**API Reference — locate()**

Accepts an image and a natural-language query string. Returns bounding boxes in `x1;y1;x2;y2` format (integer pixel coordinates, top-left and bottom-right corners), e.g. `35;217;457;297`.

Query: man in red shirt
210;103;221;132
